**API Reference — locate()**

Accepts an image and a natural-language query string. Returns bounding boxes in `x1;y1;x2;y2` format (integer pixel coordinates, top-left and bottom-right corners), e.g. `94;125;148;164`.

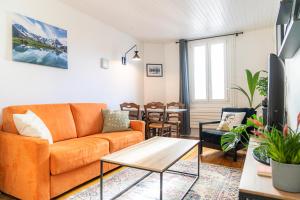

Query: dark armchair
199;107;256;161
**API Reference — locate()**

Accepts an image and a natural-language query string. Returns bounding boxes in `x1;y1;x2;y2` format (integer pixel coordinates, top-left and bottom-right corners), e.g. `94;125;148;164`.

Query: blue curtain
179;39;191;135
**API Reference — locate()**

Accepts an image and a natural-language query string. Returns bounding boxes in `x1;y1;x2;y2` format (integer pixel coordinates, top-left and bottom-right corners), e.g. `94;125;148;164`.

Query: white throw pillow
216;112;246;131
13;110;53;144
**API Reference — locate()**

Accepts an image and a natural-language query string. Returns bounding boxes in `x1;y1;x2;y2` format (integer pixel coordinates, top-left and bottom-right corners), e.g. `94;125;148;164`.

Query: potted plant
256;73;268;124
222;114;300;192
231;69;263;111
221;69;264;155
256;75;268;106
258;115;300;192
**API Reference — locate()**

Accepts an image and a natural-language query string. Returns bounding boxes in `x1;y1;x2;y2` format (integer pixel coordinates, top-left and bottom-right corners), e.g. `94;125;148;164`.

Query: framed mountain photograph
146;64;163;77
12;13;68;69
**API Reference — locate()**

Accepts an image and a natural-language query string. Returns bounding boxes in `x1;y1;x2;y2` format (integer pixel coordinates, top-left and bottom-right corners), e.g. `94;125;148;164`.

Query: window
190;39;229;102
193;45;207;100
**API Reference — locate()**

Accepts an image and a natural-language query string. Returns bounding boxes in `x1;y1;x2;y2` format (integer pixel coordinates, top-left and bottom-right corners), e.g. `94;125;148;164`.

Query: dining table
123;107;187;113
122;107;187;120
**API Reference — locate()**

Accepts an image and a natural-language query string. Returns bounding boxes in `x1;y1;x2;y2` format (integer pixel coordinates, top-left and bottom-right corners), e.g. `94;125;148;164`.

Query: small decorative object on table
146;64;163;77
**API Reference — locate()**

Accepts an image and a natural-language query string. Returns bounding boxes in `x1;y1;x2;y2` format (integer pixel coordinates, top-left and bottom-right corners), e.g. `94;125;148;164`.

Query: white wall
0;0;144;121
143;43;166;103
235;27;276;108
143;27;275;108
285;48;300;129
143;42;180;104
164;43;180;103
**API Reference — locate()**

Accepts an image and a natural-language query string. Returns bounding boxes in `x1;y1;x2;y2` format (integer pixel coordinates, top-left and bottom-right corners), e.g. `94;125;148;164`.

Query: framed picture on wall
12;13;68;69
146;64;163;77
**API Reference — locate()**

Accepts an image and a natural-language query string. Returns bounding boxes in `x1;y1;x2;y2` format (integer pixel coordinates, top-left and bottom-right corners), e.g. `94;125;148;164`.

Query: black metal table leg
197;145;200;176
99;143;199;200
100;160;103;200
160;172;163;200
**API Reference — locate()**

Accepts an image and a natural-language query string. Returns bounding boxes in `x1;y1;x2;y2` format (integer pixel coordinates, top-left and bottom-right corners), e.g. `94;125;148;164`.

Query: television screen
267;54;285;130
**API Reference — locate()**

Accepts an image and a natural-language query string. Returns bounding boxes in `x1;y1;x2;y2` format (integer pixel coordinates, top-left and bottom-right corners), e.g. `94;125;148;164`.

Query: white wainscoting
190;102;234;129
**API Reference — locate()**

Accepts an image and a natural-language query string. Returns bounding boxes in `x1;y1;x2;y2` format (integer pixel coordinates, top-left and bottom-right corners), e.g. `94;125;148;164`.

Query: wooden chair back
166;102;184;122
120;102;140;120
147;102;164;106
144;102;166;123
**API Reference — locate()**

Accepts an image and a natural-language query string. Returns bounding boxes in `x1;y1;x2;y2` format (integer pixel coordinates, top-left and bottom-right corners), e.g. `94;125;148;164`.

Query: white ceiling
61;0;280;42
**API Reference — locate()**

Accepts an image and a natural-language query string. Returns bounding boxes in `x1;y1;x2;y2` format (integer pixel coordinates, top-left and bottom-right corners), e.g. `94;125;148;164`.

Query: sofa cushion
50;137;109;175
88;131;144;152
2;104;77;142
70;103;107;137
216;112;246;131
102;109;131;133
13;110;53;144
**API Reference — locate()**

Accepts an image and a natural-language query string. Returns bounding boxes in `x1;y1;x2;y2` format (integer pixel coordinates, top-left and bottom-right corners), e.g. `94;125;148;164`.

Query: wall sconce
122;44;141;65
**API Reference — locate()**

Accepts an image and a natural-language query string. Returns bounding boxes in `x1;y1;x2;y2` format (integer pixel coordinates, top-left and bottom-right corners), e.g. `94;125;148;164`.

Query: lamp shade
132;51;141;61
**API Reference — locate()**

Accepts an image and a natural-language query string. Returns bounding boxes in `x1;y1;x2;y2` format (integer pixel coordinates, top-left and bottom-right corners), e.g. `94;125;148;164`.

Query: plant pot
271;159;300;192
262;107;268;126
262;97;268;107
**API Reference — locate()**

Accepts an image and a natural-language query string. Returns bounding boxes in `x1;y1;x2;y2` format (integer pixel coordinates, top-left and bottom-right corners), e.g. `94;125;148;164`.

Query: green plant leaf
254;103;262;110
252;71;261;93
245;69;253;90
257;76;268;96
231;69;262;109
264;126;300;164
221;132;240;152
231;85;252;107
221;125;249;152
246;69;261;103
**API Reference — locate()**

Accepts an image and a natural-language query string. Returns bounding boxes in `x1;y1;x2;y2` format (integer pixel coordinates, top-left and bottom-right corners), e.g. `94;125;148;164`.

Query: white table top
123;107;187;113
101;136;199;172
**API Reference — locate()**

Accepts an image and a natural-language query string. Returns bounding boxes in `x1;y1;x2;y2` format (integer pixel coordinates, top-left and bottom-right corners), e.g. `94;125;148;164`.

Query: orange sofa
0;103;145;199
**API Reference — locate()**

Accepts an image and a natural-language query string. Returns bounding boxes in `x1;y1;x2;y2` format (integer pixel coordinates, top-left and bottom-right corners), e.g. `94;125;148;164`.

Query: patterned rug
67;160;241;200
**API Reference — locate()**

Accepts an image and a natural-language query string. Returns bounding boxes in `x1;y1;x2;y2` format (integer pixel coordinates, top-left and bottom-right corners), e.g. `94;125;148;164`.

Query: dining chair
148;102;164;106
144;102;171;139
166;102;184;138
120;102;140;120
145;102;165;120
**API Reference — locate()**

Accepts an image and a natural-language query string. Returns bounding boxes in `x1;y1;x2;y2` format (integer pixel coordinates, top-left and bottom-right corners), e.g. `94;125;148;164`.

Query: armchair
199;107;256;161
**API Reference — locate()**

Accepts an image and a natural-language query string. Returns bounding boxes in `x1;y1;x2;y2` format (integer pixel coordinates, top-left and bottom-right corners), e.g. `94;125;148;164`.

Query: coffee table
100;136;199;200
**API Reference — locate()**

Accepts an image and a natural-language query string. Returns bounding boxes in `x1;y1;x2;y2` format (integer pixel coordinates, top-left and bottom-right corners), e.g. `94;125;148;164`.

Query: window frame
189;38;231;104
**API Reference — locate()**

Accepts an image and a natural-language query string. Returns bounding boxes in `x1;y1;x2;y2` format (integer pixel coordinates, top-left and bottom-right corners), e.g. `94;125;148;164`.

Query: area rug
67;160;241;200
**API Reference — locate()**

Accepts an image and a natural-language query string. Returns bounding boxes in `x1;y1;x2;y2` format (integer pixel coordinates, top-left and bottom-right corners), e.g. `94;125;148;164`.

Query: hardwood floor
179;133;246;169
200;147;246;169
181;144;246;169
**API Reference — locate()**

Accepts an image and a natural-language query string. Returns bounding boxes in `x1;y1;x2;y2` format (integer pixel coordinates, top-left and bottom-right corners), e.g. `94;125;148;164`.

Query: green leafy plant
247;113;300;164
221;114;263;152
257;76;268;97
262;127;300;164
232;69;262;109
221;125;249;152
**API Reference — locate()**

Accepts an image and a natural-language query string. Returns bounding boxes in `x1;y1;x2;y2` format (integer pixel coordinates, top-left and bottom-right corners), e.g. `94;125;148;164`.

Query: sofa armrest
199;120;221;126
130;120;145;139
0;131;50;200
199;121;221;140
